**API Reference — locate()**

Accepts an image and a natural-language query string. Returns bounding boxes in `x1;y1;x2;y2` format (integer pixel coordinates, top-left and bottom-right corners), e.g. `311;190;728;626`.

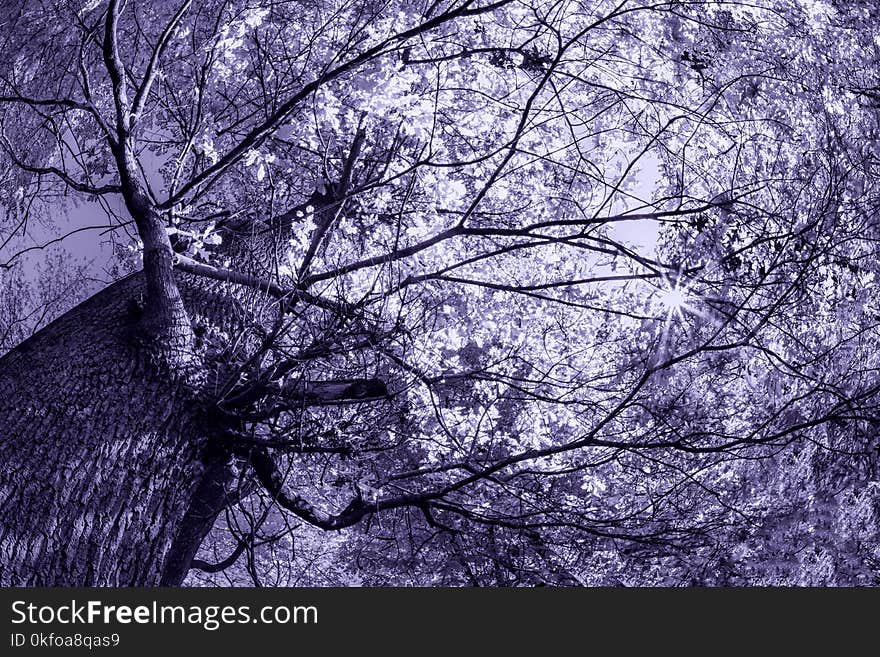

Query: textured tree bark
0;272;235;585
0;262;388;585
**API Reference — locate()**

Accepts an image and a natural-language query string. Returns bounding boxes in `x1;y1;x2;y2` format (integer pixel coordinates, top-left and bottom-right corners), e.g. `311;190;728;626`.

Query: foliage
1;0;878;585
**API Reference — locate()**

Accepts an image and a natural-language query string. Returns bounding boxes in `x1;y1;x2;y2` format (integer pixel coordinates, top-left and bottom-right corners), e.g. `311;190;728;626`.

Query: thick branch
103;0;131;143
281;378;389;403
0;143;121;196
174;253;287;297
224;376;389;413
173;254;354;315
190;539;248;574
0;94;91;111
99;1;196;353
249;447;424;530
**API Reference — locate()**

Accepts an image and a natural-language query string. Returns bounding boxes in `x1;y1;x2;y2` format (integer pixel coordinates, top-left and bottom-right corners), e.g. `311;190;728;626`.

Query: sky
0;195;127;350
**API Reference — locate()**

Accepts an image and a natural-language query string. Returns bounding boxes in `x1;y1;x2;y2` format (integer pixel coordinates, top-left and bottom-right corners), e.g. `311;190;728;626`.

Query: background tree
0;0;877;586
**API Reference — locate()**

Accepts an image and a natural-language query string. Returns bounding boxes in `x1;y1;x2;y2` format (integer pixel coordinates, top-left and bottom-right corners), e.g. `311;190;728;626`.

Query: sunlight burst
655;277;707;326
659;286;688;311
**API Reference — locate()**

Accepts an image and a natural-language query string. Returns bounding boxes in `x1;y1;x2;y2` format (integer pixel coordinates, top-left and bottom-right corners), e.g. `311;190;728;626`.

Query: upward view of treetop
0;0;877;586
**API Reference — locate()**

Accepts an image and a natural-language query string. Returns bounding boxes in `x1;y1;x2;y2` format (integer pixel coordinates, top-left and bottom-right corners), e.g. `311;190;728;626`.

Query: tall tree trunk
0;224;382;585
0;272;229;585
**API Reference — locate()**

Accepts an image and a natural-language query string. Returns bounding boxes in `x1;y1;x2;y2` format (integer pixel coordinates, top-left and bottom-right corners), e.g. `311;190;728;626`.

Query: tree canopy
0;0;878;585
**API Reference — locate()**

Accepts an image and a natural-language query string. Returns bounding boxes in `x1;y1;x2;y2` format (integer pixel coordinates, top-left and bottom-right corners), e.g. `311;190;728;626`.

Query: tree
0;0;877;586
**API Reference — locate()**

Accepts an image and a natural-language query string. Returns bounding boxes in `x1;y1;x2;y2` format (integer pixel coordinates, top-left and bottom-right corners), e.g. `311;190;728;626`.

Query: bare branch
130;0;193;129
